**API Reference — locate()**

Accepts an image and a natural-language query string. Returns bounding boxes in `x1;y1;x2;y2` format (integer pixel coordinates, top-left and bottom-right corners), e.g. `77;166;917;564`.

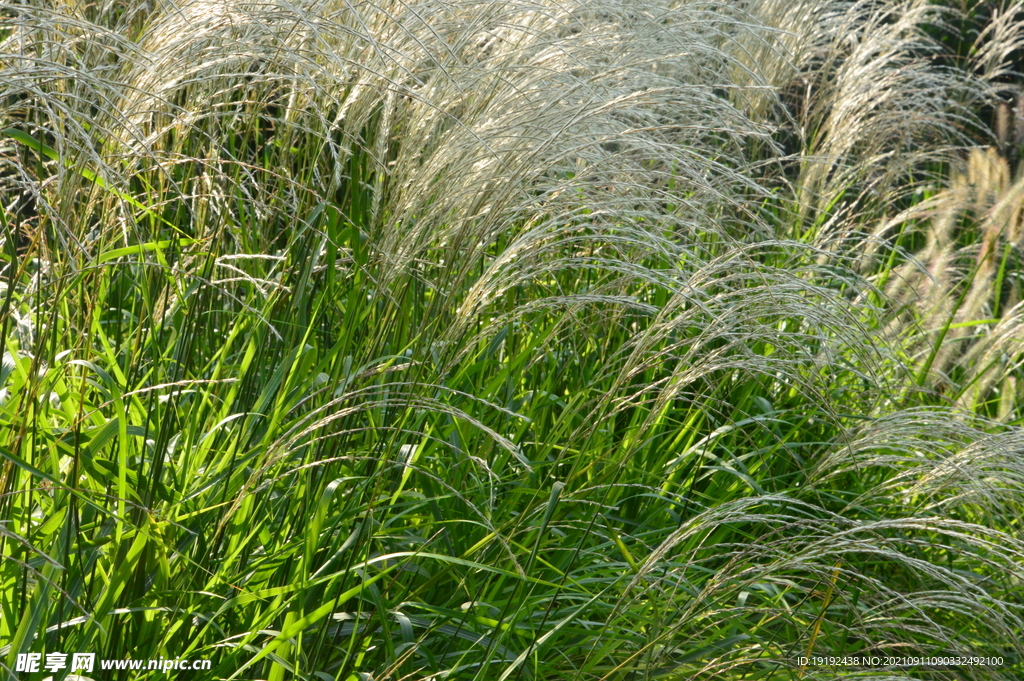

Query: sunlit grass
2;1;1024;680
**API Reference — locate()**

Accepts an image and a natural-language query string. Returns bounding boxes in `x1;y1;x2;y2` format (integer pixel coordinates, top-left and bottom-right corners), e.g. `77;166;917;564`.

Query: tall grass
2;0;1024;679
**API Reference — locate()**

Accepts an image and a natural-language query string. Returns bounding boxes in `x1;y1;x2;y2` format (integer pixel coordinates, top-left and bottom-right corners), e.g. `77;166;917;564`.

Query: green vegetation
3;0;1024;679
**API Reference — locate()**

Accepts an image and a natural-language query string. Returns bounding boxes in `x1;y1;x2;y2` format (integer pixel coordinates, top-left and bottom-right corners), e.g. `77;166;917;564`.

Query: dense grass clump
3;0;1024;679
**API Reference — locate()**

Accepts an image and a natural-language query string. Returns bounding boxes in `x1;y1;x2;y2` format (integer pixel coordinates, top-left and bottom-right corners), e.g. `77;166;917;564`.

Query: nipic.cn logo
14;653;212;674
15;653;94;674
